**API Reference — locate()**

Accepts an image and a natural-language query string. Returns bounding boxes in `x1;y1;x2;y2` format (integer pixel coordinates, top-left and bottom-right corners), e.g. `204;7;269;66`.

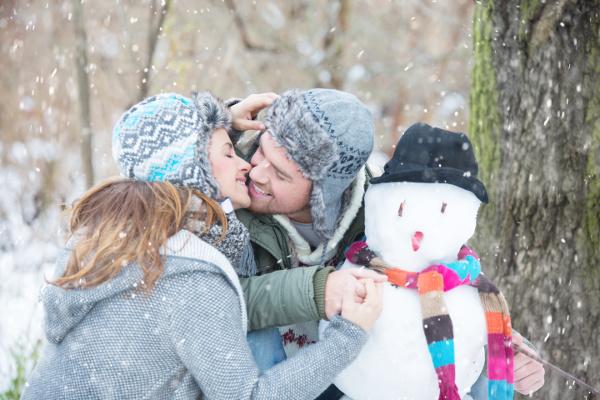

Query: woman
22;92;382;399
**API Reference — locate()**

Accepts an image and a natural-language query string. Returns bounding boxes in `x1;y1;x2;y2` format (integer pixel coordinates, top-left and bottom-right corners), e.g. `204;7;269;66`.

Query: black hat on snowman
371;122;488;203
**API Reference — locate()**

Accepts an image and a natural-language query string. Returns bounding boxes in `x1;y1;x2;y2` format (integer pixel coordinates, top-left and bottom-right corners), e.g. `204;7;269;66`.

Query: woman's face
208;128;251;209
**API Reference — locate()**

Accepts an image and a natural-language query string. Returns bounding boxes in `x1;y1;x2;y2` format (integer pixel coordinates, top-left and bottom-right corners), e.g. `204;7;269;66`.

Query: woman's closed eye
223;143;234;158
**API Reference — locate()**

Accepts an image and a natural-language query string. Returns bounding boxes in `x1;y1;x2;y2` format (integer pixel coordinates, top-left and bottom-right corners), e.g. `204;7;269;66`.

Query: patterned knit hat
112;92;231;197
264;89;374;241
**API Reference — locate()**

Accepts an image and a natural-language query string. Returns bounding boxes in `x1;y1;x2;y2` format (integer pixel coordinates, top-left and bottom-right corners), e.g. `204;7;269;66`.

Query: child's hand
230;93;279;131
341;279;383;332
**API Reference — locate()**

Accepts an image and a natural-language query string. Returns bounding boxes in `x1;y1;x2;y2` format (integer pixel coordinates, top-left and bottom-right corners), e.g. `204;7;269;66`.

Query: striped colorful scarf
346;241;514;400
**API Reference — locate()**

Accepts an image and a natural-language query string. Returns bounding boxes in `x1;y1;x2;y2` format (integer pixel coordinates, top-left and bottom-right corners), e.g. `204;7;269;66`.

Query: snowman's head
366;123;488;269
365;181;481;270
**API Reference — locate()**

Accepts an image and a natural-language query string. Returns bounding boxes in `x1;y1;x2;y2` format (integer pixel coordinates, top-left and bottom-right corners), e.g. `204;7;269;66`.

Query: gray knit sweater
22;230;367;400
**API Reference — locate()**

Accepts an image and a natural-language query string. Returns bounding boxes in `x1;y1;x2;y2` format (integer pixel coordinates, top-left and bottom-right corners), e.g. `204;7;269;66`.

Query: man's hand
325;268;388;319
513;331;545;395
230;92;279;131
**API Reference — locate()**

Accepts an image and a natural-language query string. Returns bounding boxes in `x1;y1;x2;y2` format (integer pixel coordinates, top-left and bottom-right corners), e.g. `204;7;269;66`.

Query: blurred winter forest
0;0;598;399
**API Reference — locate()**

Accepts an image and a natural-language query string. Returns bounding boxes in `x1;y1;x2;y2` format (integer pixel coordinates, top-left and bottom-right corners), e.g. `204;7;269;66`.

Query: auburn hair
52;177;227;290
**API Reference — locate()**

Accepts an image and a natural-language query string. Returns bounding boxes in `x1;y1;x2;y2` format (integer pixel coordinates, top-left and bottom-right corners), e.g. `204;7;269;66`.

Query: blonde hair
53;177;227;290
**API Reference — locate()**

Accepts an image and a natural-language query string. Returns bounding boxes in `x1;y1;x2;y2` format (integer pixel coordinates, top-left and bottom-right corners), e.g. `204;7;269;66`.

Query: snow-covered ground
0;258;49;390
0;237;58;391
0;164;67;392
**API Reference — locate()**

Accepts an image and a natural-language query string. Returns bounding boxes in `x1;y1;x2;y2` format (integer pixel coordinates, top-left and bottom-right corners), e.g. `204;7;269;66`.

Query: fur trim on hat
186;91;233;198
308;181;331;239
264;90;338;181
193;92;231;131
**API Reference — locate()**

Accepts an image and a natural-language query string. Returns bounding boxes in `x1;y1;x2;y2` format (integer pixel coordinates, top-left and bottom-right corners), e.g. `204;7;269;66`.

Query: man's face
247;133;312;222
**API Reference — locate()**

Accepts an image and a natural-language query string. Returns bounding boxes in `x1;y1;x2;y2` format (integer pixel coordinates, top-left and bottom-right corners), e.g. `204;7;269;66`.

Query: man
228;90;383;379
228;90;545;398
236;89;378;320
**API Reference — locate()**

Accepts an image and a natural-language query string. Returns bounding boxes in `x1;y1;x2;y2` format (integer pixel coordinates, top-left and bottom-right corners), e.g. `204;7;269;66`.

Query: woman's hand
341;279;383;332
325;268;388;319
230;92;279;131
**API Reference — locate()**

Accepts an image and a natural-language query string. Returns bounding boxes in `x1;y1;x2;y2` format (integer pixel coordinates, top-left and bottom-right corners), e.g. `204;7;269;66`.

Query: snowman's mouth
411;231;424;252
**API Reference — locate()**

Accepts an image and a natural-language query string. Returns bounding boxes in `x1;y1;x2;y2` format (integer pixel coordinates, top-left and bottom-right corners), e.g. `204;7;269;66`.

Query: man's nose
250;152;266;173
250;151;262;167
249;161;267;183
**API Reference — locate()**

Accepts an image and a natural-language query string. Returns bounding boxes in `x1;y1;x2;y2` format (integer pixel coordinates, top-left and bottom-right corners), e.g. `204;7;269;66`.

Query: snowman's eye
441;202;447;214
398;201;405;217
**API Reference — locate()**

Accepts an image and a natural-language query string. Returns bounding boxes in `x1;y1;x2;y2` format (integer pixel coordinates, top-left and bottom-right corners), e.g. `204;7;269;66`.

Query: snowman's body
321;182;488;400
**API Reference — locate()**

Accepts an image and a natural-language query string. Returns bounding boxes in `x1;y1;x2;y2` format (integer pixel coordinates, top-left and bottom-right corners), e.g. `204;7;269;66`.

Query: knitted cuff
326;314;368;342
313;266;335;320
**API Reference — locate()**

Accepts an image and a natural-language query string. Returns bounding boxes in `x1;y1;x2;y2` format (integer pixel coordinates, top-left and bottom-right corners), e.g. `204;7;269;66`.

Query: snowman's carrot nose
411;231;424;251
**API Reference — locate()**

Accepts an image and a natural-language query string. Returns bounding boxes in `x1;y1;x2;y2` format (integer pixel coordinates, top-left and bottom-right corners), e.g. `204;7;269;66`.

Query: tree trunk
72;0;94;188
469;1;600;398
138;0;171;102
320;0;350;89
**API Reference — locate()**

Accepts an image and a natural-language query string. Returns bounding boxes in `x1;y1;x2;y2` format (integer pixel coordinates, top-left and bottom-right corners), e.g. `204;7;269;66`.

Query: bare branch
223;0;278;53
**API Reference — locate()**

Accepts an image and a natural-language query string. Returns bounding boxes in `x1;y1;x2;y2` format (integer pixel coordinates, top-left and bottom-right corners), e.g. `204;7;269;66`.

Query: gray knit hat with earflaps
264;89;374;241
112;92;231;197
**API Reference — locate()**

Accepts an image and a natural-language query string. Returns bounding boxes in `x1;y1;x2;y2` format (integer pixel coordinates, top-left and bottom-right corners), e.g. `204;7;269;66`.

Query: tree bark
469;1;600;398
72;0;94;188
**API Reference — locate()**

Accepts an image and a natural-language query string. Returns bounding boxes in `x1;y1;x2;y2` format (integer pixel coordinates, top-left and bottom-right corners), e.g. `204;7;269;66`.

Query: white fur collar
273;167;366;266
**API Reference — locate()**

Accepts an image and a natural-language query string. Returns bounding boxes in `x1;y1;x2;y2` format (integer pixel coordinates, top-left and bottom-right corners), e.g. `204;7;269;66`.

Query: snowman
321;123;514;400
